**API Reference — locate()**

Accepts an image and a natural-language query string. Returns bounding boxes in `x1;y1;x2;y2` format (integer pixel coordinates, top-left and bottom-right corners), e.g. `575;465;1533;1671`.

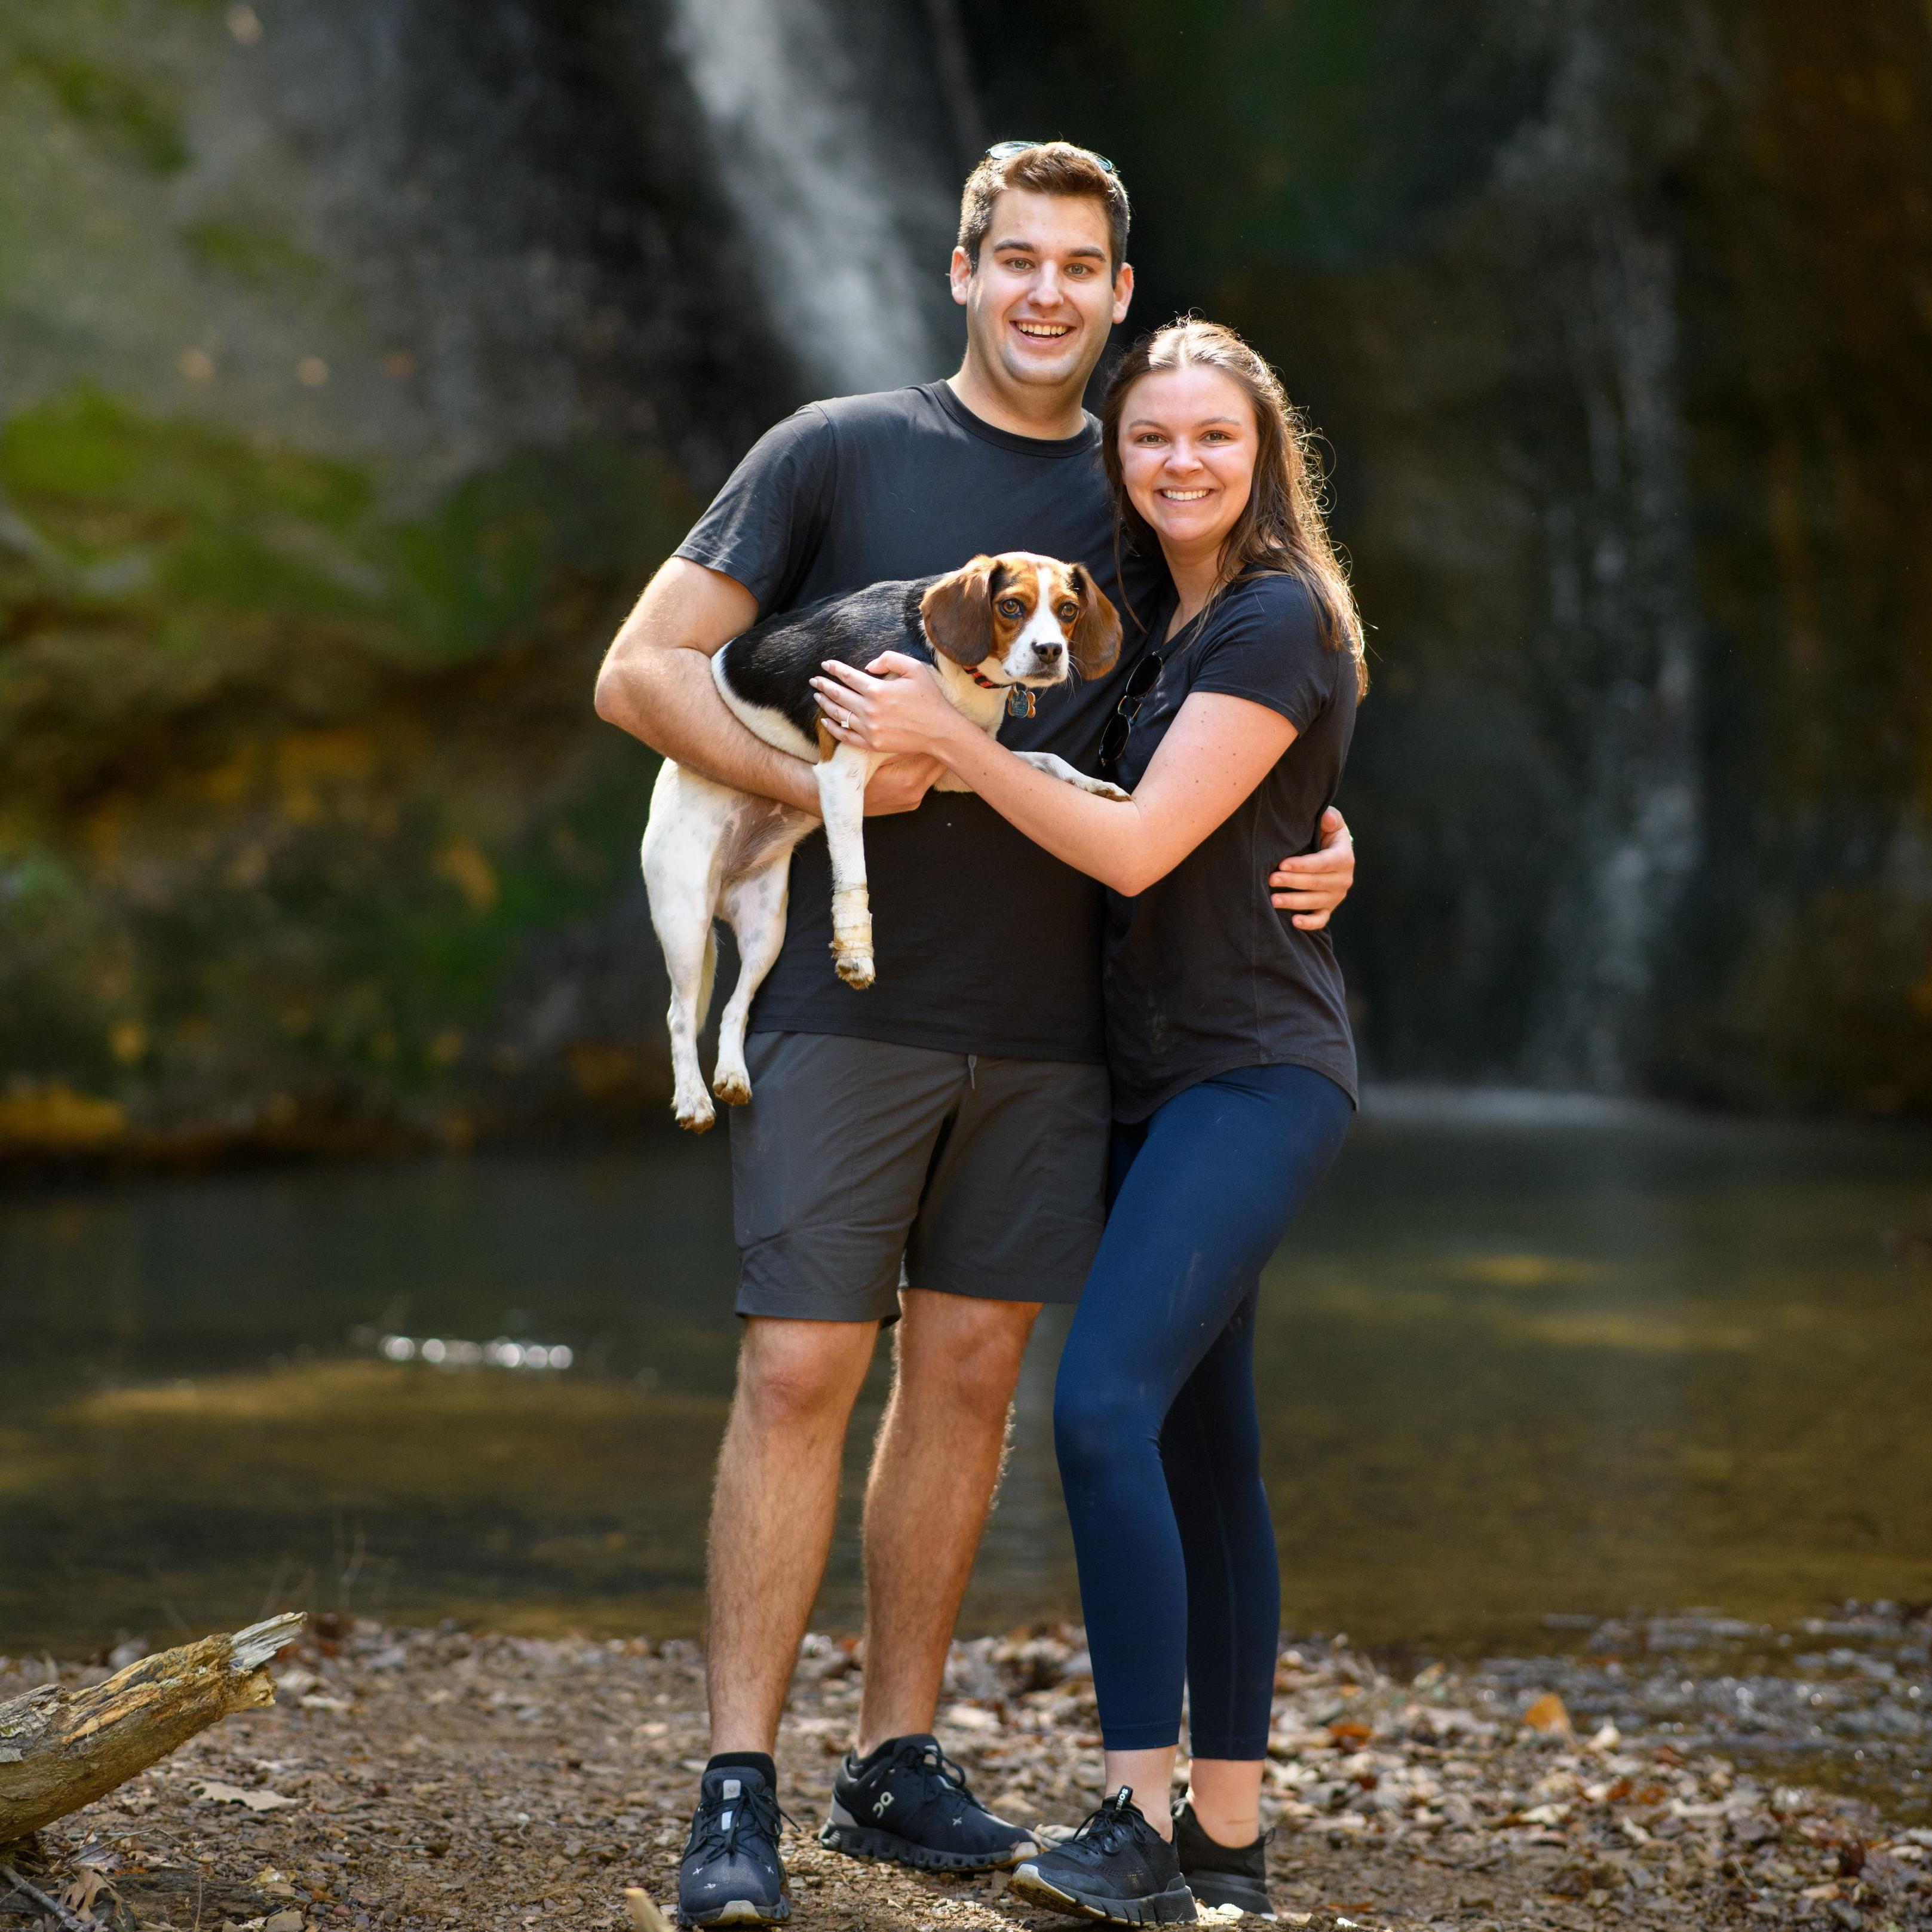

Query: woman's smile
1117;364;1261;584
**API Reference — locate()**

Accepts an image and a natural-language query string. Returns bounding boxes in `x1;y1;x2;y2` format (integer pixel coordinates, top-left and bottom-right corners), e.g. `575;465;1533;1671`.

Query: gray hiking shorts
726;1031;1110;1323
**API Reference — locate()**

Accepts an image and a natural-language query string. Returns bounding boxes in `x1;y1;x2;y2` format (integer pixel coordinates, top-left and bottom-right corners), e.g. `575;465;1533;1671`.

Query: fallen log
0;1612;304;1847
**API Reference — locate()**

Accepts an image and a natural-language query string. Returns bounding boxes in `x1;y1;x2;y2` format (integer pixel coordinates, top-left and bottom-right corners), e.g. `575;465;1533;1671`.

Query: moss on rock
0;391;687;1161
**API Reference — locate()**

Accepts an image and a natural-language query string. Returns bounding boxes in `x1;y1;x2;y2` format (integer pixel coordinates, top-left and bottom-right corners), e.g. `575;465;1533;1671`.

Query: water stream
7;1100;1927;1678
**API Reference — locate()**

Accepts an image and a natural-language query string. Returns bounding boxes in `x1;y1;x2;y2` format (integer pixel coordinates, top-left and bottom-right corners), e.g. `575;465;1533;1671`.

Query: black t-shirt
674;381;1164;1062
1105;570;1359;1121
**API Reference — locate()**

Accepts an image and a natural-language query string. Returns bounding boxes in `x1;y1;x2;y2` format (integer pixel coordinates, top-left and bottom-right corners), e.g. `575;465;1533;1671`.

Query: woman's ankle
1182;1756;1266;1847
1140;1798;1174;1841
1102;1748;1179;1839
1182;1797;1259;1847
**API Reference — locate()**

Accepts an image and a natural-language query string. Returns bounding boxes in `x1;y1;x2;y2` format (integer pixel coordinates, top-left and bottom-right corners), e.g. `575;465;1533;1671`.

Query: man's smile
1013;319;1074;338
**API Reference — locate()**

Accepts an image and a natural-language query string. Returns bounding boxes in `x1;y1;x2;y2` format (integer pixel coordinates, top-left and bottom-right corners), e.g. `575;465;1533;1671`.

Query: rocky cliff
0;0;780;1158
3;0;1928;1163
973;0;1932;1110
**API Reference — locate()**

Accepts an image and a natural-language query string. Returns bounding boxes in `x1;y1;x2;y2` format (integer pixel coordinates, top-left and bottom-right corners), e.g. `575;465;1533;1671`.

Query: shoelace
1066;1787;1145;1857
885;1738;978;1820
688;1779;794;1862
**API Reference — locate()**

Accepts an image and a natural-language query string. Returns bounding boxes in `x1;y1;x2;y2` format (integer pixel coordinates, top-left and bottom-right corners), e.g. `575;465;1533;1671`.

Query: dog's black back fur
719;578;937;746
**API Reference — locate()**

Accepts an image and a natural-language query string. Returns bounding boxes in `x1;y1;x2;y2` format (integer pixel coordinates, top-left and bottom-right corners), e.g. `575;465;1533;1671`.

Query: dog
642;552;1126;1131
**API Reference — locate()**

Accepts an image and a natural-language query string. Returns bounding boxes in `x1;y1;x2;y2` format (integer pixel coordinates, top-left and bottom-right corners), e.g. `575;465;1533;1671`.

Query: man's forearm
593;559;821;813
597;646;820;812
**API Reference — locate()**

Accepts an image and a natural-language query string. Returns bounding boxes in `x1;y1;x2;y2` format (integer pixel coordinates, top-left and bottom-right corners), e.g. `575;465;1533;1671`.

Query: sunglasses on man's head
1097;649;1164;775
985;139;1118;176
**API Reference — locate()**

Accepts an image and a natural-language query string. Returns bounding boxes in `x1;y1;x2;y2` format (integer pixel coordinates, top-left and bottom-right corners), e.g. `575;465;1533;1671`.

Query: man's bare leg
855;1290;1040;1752
706;1315;879;1754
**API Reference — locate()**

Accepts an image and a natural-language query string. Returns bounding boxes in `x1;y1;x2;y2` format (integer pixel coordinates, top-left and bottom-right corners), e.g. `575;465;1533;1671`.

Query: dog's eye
996;597;1024;618
1059;603;1079;621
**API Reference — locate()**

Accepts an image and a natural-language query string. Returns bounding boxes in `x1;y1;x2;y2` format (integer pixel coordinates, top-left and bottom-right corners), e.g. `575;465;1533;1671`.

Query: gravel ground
3;1608;1929;1932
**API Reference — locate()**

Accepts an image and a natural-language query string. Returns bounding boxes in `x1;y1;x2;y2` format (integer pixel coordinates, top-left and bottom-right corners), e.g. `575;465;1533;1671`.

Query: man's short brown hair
957;142;1130;270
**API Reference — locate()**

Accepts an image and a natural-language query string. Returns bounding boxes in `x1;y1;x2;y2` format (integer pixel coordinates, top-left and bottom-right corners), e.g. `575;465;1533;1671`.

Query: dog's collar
957;661;1036;718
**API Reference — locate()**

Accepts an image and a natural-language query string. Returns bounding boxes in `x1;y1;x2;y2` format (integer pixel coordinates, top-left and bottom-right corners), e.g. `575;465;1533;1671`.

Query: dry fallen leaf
62;1869;105;1915
940;1702;1001;1732
1522;1692;1573;1735
623;1888;674;1932
1326;1719;1372;1746
196;1780;298;1811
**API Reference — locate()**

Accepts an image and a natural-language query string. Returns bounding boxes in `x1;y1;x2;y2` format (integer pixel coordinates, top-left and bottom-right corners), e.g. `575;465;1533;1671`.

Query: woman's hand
812;652;969;761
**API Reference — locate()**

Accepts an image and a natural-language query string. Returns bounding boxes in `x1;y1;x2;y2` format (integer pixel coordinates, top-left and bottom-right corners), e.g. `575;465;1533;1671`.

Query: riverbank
4;1609;1928;1932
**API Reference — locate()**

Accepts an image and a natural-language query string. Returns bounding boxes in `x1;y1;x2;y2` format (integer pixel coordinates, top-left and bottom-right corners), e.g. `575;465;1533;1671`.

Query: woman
812;318;1365;1926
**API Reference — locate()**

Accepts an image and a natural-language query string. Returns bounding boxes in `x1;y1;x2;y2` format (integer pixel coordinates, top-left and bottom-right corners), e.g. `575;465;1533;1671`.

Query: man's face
950;189;1133;396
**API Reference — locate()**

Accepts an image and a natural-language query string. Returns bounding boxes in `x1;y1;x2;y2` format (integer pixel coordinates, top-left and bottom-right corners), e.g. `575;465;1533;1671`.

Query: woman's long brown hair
1100;318;1367;697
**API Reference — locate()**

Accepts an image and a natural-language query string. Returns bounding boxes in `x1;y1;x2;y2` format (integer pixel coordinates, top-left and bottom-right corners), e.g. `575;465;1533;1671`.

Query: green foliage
180;217;329;293
0;390;686;1154
9;45;188;173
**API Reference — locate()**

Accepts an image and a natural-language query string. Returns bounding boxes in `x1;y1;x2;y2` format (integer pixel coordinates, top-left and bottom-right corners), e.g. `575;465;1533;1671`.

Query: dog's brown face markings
1059;561;1123;677
919;553;1123;680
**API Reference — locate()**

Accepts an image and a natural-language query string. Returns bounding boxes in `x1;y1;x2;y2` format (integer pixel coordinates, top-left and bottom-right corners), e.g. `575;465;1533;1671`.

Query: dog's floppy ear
1067;565;1122;677
921;556;1001;666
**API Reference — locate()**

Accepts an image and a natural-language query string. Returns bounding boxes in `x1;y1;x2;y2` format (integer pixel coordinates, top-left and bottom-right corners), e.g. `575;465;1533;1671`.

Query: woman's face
1117;365;1259;560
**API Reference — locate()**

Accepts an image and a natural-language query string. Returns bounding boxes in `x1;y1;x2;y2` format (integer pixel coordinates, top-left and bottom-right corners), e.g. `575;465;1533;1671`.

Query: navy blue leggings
1053;1063;1351;1757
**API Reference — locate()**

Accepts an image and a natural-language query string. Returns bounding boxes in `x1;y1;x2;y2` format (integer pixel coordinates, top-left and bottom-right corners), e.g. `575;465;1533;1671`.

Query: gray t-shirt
1105;570;1358;1121
675;381;1164;1062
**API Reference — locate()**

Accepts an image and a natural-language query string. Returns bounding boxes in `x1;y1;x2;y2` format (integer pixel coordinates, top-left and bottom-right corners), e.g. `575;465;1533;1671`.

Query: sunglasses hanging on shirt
1097;651;1164;777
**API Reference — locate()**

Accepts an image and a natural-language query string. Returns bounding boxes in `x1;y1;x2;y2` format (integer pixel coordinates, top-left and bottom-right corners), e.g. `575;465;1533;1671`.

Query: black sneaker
1010;1787;1197;1925
677;1764;791;1927
1173;1799;1272;1919
820;1732;1034;1872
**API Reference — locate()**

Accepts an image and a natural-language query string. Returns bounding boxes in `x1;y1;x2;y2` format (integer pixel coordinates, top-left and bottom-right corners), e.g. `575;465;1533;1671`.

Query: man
594;142;1356;1928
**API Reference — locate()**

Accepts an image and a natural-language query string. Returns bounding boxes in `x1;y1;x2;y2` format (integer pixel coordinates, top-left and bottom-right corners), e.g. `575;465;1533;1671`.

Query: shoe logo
873;1792;894;1817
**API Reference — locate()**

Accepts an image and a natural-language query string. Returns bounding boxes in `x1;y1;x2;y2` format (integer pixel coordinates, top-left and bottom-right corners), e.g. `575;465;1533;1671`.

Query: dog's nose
1034;642;1065;663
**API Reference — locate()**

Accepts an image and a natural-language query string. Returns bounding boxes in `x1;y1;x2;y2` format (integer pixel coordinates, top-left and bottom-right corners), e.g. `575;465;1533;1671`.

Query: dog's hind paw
712;1070;752;1106
835;952;875;989
673;1097;716;1133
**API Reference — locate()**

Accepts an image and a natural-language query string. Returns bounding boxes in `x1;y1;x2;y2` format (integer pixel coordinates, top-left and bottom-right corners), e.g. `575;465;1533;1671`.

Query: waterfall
1550;208;1704;1087
1497;2;1706;1089
665;0;958;397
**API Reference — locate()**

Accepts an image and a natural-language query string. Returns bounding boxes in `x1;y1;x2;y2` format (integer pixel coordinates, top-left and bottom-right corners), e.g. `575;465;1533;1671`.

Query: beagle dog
642;552;1124;1130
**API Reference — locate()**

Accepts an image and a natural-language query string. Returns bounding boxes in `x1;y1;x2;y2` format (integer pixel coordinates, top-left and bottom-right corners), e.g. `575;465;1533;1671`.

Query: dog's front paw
673;1097;716;1133
835;950;876;990
1084;778;1131;801
712;1068;752;1106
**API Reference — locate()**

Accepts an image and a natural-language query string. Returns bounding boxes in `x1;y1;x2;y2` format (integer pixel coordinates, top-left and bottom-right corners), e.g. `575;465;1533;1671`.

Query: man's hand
1269;806;1355;930
864;755;946;816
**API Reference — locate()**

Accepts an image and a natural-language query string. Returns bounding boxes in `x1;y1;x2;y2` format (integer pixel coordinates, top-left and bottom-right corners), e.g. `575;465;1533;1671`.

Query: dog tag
1006;688;1036;720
